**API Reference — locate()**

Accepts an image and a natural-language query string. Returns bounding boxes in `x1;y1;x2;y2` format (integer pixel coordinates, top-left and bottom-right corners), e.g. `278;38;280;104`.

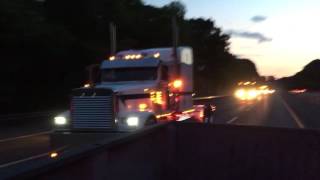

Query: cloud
226;30;272;43
251;15;267;23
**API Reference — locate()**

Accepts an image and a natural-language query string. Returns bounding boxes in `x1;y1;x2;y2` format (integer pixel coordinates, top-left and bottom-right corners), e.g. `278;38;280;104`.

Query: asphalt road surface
223;94;302;128
0;92;319;170
197;92;320;129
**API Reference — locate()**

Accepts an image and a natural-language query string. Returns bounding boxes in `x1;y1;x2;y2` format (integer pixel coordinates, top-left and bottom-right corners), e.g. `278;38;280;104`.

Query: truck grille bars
71;88;115;130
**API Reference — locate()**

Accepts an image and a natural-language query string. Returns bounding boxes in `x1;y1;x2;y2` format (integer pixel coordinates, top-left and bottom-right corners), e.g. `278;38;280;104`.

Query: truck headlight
54;116;67;125
126;117;139;126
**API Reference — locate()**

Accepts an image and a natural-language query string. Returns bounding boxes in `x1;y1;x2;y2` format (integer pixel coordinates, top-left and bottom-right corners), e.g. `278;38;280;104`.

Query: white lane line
281;98;305;128
0;146;67;169
0;131;53;143
227;116;239;124
0;153;48;169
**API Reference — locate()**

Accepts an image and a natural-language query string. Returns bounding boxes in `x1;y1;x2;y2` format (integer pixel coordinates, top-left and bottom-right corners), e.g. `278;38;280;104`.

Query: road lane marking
227;117;238;124
0;146;67;169
0;130;53;143
281;98;305;128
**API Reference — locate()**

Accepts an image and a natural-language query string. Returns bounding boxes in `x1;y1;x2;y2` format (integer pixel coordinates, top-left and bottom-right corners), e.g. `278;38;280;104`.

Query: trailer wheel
145;116;157;126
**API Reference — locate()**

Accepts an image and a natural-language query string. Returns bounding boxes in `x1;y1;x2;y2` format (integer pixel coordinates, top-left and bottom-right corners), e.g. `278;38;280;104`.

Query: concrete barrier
3;122;320;180
174;123;320;180
0;123;174;180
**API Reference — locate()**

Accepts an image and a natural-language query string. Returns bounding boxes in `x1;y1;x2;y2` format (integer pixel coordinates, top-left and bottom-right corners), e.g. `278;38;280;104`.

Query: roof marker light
124;55;130;60
153;53;160;58
135;54;142;59
130;55;135;59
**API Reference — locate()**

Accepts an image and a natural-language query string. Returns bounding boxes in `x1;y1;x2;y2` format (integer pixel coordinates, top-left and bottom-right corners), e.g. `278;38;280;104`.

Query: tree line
0;0;260;113
277;59;320;90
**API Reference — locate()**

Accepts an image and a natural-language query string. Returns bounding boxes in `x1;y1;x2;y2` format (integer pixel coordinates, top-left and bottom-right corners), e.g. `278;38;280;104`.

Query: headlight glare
54;116;67;125
235;89;246;99
126;117;139;126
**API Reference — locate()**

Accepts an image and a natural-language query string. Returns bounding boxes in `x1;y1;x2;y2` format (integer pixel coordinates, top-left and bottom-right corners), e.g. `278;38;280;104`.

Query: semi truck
52;47;203;133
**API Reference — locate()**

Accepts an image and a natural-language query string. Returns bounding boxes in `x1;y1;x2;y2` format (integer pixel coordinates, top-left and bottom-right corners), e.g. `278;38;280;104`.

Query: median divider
0;122;173;180
3;122;320;180
192;95;229;101
193;95;234;112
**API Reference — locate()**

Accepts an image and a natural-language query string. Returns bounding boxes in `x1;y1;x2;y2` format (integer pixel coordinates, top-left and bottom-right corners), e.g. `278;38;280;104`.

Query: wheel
144;116;157;126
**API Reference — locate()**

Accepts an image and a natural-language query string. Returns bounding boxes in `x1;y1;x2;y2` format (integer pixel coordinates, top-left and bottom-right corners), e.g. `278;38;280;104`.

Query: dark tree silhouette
0;0;260;113
277;59;320;90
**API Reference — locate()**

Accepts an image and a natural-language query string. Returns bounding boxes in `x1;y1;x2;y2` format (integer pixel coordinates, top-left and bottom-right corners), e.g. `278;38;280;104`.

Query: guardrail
192;95;228;101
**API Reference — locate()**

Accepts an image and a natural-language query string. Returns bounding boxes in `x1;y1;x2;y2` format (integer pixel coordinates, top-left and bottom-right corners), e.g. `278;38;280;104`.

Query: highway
0;92;319;171
211;93;305;128
195;91;320;129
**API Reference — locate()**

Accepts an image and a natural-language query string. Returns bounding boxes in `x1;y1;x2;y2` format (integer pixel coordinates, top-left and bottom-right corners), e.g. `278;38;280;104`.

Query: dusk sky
144;0;320;78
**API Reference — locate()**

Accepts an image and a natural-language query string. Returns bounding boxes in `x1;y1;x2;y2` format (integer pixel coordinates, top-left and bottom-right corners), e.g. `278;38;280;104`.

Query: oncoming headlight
126;117;139;127
54;116;67;125
234;89;246;99
247;89;258;99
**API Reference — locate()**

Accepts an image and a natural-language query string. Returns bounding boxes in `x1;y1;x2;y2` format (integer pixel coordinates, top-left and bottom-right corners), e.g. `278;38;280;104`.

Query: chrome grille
71;95;114;129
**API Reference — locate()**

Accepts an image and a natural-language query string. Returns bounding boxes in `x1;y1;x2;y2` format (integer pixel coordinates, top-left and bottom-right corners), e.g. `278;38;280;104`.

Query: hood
95;81;158;94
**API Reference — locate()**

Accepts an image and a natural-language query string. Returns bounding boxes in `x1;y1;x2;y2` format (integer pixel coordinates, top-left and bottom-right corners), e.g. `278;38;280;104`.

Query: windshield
101;68;158;82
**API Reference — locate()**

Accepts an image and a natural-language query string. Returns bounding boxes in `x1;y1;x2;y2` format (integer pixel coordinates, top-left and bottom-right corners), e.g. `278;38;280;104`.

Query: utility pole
86;22;116;86
172;16;181;112
172;16;180;78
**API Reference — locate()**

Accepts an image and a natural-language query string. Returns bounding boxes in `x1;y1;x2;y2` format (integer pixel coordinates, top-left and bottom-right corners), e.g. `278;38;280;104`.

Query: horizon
144;0;320;78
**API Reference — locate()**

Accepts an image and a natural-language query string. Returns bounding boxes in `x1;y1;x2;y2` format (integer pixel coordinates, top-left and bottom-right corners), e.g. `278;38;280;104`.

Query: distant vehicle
289;89;307;94
52;47;202;135
234;81;275;101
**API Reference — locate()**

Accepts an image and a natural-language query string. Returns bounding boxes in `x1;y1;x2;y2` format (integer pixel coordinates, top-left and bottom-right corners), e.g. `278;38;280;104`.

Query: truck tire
144;116;157;126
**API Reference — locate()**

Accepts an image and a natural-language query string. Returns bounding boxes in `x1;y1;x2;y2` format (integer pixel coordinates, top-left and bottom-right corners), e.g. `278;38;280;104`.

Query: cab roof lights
109;52;161;61
153;52;160;58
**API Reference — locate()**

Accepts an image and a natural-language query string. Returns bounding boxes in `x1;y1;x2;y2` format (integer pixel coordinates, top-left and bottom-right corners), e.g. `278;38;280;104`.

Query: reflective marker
153;52;160;58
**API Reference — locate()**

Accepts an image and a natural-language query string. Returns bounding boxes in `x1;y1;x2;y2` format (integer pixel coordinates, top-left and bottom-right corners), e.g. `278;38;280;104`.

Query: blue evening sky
144;0;320;77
